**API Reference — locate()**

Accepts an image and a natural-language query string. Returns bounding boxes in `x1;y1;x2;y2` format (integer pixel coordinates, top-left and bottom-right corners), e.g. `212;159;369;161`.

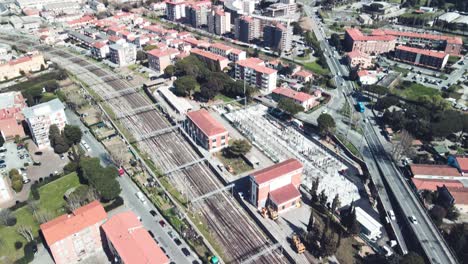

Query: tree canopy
225;139;251;157
174;76;197;97
64;125;83;146
49;124;70;154
277;98;304;115
317;113;336;136
79;157;121;201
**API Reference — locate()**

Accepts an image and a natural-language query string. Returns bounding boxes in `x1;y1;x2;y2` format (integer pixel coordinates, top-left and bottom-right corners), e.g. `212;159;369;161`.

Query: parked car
159;220;166;227
0;160;5;164
181;248;190;256
34;151;43;155
150;210;157;217
174;238;182;246
0;164;6;168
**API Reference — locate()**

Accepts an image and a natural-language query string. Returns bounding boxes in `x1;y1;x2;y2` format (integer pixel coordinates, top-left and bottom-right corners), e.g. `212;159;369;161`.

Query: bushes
9;169;24;193
104;196;124;212
30;173;62;200
15;241;23;250
16;241;36;264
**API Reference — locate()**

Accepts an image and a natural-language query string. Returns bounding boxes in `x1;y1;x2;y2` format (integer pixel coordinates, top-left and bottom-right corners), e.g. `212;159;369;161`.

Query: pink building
190;48;230;71
249;158;303;213
292;70;314;83
102;211;169;264
147;48;180;74
344;28;396;55
40;201;108;264
272;87;320;111
185;109;229;152
0;91;27;139
346;50;373;69
209;42;246;62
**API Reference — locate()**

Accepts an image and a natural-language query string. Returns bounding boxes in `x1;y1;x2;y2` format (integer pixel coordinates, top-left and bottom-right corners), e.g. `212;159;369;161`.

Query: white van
136;191;146;204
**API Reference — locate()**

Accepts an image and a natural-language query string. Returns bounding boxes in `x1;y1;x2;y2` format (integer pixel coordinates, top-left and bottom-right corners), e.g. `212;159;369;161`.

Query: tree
400;251;425;264
48;124;60;144
143;44;158;51
319;189;327;206
320;232;338;257
43;80;59;93
277;98;304;115
310;178;319;203
173;76;197;97
317;113;336;136
33;210;53;224
329;33;342;51
331;194;340;212
200;83;220;100
164;65;175;77
79;158;121;201
9;169;23;193
376;95;399;111
225;139;251;157
136;50;147;61
64;125;83;146
429;205;447;226
53;135;70;154
0;209;16;226
391;129;413;161
446;205;460;221
307;210;315;232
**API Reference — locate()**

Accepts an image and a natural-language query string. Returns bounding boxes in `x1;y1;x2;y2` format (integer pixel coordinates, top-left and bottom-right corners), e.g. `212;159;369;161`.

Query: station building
249;158;303;213
185;109;229;153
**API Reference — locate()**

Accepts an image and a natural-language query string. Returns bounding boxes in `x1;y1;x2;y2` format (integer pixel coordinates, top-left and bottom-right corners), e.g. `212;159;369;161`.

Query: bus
356;102;365;113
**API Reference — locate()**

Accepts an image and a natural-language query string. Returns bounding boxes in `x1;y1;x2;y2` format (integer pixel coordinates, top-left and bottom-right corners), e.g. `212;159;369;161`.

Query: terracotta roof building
249;158;303;213
394;45;449;70
235;58;277;93
272;87;320;111
190;48;230;71
0;91;27;139
40;201;107;264
102;211;169;264
147;48;180;74
410;164;462;180
185;109;229;152
344;28;396;55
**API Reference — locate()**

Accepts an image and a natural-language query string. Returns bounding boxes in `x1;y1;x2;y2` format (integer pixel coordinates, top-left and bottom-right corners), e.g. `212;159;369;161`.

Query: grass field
0;173;81;261
302;61;329;75
394;82;441;101
216;153;253;175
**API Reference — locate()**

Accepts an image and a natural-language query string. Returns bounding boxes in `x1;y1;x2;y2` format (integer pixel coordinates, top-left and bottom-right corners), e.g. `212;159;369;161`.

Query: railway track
6;37;290;263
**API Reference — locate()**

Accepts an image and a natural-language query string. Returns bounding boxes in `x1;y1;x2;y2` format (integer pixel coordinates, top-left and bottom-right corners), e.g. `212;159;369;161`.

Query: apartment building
207;9;231;35
394;45;449;70
40;201;108;264
371;29;463;56
184;109;229;153
90;41;109;59
263;22;292;51
272;87;320;111
235;57;277;93
346;50;373;69
165;0;187;21
209;42;246;62
249;158;303;213
190;48;230;71
23;99;66;149
0;51;45;80
234;15;261;43
186;1;211;28
0;91;27;139
109;42;136;67
344;28;396;55
147;48;180;74
102;211;169;264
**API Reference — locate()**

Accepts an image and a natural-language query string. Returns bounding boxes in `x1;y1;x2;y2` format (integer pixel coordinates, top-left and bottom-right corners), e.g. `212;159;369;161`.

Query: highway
0;32;289;264
300;2;458;263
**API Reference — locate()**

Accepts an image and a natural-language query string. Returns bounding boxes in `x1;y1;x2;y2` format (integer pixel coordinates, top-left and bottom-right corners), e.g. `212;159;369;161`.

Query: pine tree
310;178;319;203
331;194;340;213
307;210;315;232
319;189;327;206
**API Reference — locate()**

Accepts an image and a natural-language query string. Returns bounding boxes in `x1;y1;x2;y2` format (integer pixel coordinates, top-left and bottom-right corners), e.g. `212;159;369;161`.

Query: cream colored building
0;51;45;80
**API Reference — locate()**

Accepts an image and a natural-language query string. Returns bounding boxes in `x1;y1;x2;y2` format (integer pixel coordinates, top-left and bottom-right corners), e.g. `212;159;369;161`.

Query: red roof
252;158;303;185
236;58;277;75
410;164;461;177
396;45;447;59
210;42;233;52
347;50;369;59
93;41;107;49
293;70;313;79
412;178;464;191
8;56;31;66
40;201;107;246
191;48;229;63
346;28;396;42
447;187;468;205
187;109;227;137
147;48;179;58
102;212;169;264
456;156;468;172
269;184;301;205
272;87;314;103
371;29;463;45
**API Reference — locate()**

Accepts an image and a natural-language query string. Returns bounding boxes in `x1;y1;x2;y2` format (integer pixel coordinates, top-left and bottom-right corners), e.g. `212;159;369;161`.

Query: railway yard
1;35;291;263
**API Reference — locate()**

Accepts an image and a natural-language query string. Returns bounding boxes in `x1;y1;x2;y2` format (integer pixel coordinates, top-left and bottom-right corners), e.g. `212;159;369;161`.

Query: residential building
40;201;107;264
90;41;109;59
272;87;320;111
207;9;231;35
292;70;313;83
234;16;260;43
209;42;246;62
0;51;45;80
190;48;230;71
186;1;211;28
101;211;169;264
263;23;292;51
0;91;27;139
344;28;396;55
371;29;463;56
265;3;296;17
412;178;468;205
147;48;180;74
109;42;136;67
235;57;277;93
358;14;373;25
165;0;187;21
346;50;373;69
357;70;381;85
23;99;66;148
410;164;462;180
184;109;229;152
88;0;106;12
394;45;449;70
249;158;303;213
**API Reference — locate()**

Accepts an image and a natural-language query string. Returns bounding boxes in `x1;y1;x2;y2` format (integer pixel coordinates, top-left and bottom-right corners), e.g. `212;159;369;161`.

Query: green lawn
0;173;82;261
393;82;440;101
302;61;329;75
216;153;253;175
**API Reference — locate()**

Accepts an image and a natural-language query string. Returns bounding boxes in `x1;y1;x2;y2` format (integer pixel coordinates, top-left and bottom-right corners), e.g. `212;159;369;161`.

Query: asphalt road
300;2;458;263
65;110;198;264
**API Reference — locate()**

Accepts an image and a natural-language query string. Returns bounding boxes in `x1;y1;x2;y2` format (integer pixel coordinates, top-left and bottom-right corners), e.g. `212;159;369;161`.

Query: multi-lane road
300;2;458;263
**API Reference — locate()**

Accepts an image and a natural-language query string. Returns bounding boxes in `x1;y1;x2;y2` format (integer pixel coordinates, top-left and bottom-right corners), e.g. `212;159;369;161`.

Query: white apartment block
207;9;231;35
23;99;67;149
235;57;277;93
109;42;136;67
166;1;186;21
209;42;246;62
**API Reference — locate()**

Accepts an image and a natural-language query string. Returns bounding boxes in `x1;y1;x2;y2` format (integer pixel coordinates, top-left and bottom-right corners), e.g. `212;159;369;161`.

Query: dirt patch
299;16;314;32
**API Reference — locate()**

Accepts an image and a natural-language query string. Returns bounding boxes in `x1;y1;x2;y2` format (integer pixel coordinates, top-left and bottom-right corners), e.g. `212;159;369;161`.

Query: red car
159;220;166;227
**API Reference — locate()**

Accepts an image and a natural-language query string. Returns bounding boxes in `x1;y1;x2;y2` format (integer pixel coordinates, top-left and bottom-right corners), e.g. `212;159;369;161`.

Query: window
212;138;216;143
282;205;285;210
221;135;226;140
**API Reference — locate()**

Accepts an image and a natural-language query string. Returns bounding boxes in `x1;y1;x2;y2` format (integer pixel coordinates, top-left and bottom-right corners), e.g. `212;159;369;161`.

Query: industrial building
185;109;229;152
249;158;303;213
23;98;67;149
394;45;449;70
101;211;169;264
410;164;463;180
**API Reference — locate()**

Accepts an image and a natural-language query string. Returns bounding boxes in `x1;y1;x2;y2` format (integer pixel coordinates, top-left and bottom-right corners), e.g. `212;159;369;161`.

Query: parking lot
0;142;33;177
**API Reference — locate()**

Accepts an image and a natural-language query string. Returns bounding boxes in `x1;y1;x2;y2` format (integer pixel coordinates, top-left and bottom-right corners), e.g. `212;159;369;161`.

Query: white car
409;215;418;224
388;210;396;221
